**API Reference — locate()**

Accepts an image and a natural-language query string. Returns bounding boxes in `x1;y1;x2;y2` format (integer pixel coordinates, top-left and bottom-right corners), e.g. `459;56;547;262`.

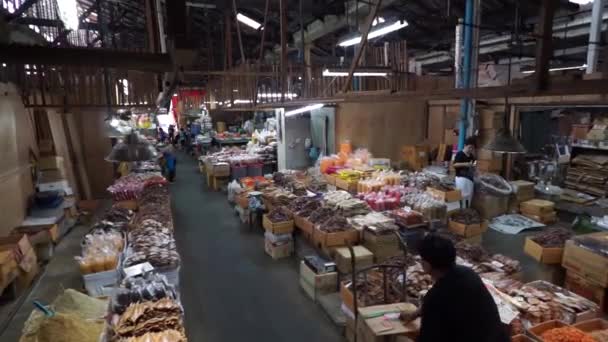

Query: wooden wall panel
335;101;427;162
73;110;114;199
47;110;79;197
0;83;38;236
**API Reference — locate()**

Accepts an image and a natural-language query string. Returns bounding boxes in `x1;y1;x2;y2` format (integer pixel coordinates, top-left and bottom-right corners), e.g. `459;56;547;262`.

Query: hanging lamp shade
106;131;158;162
482;129;526;154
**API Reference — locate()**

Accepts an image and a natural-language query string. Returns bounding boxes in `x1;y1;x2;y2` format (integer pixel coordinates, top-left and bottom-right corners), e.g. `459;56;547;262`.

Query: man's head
418;234;456;279
464;137;476;155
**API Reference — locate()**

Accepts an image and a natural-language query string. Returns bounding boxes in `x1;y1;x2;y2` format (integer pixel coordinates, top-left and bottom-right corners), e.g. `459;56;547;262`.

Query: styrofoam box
83;269;119;297
38;180;70;193
157;266;180;287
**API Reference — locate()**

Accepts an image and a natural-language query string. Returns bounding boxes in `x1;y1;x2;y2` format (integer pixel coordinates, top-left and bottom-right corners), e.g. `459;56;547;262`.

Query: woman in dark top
453;137;477;207
403;234;509;342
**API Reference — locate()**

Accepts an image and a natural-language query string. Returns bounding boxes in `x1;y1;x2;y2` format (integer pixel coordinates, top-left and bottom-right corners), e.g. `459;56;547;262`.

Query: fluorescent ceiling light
338;20;408;47
57;0;80;31
372;17;385;26
322;69;388;77
234;99;252;104
237;13;261;30
258;93;298;99
285;104;324;117
569;0;593;4
521;64;587;74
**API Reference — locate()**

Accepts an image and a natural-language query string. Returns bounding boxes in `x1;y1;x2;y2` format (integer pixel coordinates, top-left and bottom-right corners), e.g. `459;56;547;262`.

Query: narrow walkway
171;153;342;342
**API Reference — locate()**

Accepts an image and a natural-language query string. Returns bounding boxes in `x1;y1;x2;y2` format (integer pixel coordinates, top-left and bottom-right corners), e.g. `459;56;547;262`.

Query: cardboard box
358;303;420;342
563;233;608;287
524;237;564;264
336;178;358;193
522;211;557;224
520;199;555;216
565;271;607;313
12;223;59;244
39;169;67;183
299;261;338;301
448;220;488;238
479;110;505;130
314;227;359;249
572;124;592;140
426;187;461;202
263;215;294;235
264;239;293;260
38;180;70;193
509;180;535;202
472;193;509;219
38;156;65;170
402;145;429;171
212;176;229;191
362;229;401;263
334;246;374;274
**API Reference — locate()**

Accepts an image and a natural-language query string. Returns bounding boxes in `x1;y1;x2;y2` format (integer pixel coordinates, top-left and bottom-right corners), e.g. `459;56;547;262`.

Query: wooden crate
324;173;336;186
528;320;569;341
520;199;555;216
573;318;608;334
212;176;230;191
524;237;564;264
335;178;358;193
313;227;359;249
262;215;294;234
427;187;462;202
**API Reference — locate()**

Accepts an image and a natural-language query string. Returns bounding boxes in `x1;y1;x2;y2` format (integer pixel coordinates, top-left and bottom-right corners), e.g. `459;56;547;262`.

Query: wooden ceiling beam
0;44;172;71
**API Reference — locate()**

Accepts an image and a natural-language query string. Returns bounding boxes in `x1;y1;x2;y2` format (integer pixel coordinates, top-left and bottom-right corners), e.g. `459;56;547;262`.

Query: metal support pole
458;0;474;151
155;0;167;52
586;0;605;74
455;19;463;88
280;0;288;102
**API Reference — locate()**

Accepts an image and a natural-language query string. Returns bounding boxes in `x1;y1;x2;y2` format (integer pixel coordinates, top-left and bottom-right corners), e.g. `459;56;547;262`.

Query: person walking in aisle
168;125;176;146
402;234;509;342
453;137;477;208
162;145;177;182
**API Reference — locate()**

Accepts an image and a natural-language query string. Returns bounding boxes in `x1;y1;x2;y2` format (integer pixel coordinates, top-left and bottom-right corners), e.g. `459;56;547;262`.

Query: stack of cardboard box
562;232;608;314
299;260;337;302
520;199;556;224
38;156;71;194
402;144;429;171
477;110;505;173
509;180;535;211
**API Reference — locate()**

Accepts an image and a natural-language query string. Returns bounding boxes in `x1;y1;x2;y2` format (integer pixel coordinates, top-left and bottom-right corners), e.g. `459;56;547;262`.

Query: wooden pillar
341;0;383;93
144;0;159;53
533;0;557;90
225;11;233;70
280;0;288;102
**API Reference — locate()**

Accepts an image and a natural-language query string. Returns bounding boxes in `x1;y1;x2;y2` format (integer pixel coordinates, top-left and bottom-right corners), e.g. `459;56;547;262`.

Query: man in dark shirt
453;137;477;207
403;234;509;342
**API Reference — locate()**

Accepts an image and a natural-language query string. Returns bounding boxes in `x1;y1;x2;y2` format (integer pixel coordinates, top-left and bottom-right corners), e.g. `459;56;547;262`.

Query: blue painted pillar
458;0;475;151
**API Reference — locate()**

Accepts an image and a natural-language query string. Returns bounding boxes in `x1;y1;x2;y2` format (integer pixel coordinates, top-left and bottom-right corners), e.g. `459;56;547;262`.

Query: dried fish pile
565;154;608;197
403;262;433;298
349;212;398;233
308;178;328;193
113;273;178;315
531;227;574;248
507;282;597;325
113;297;184;339
571;233;608;258
309;207;337;224
134;186;173;228
324;190;370;217
107;173;166;201
288;197;321;217
267;207;292;222
104;207;134;226
119;329;187;342
455;242;488;262
124;220;180;268
403;172;440;190
318;215;352;233
264;188;297;206
450;208;482;225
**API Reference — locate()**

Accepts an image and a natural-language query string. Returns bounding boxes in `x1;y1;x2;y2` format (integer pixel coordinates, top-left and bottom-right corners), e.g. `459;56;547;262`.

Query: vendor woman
453;137;477;207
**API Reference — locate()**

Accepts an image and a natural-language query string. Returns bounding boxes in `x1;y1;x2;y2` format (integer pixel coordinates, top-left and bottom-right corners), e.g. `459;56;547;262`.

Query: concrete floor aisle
171;153;343;342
